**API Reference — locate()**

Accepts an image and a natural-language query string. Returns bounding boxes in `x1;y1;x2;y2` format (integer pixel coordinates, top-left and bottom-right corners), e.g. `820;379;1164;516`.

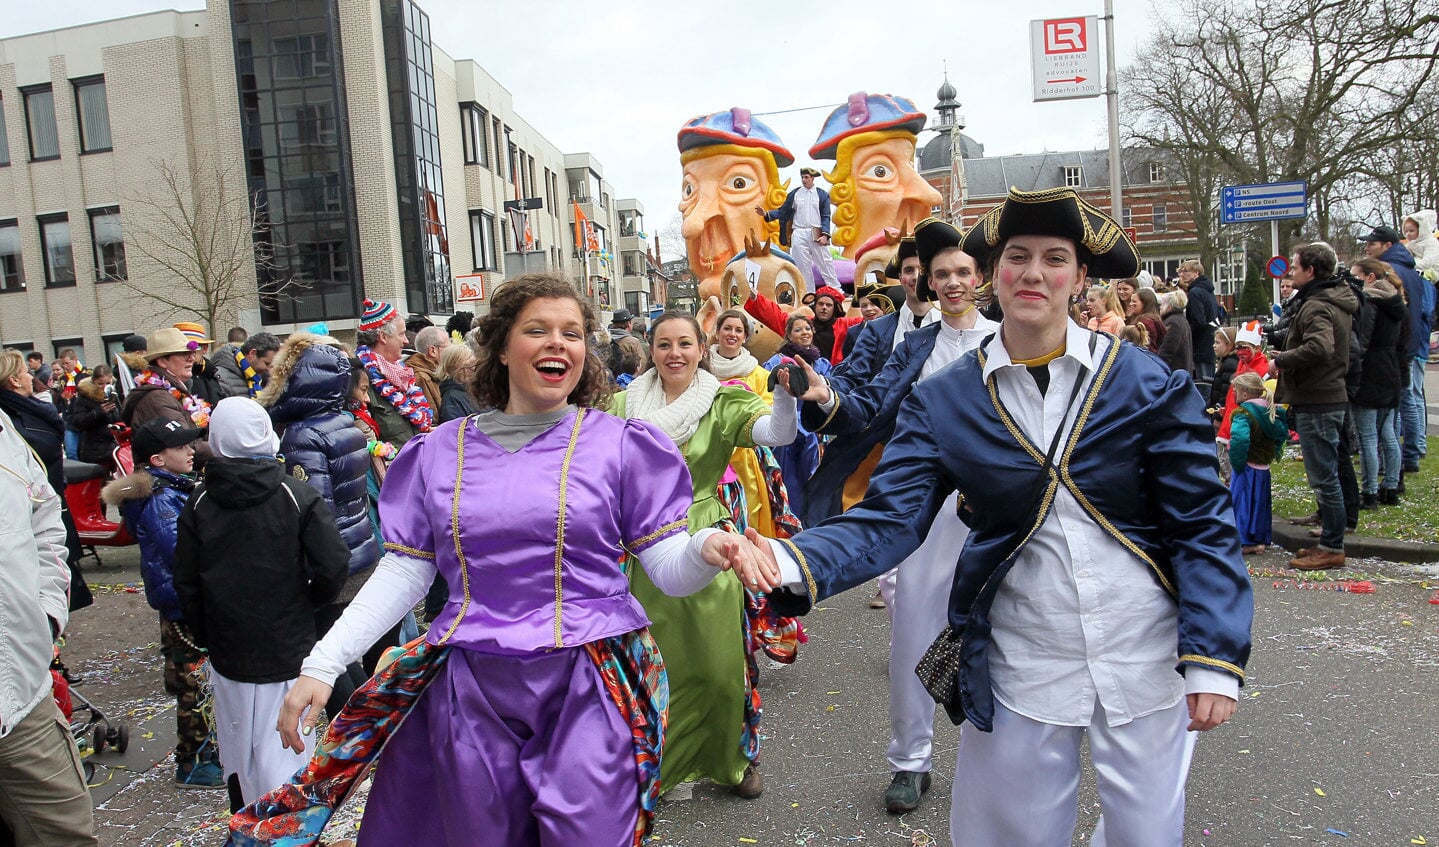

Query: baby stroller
51;650;129;782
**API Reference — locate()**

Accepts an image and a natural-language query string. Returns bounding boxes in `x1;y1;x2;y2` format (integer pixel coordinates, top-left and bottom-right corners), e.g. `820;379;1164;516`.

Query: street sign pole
1271;219;1281;307
1104;0;1122;224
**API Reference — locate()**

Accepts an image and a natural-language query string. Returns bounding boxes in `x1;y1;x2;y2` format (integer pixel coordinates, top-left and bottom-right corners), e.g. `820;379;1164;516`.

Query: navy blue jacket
828;312;900;393
1382;242;1435;360
762;186;831;249
104;468;196;621
772;335;1253;731
799;322;941;528
260;336;379;580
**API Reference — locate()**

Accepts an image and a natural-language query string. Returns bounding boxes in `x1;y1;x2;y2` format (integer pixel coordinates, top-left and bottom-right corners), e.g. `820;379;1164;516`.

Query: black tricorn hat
853;275;905;314
913;217;964;303
959;187;1139;280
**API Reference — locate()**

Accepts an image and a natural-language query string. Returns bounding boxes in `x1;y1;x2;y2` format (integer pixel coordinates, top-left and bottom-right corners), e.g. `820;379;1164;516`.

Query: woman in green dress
612;311;801;799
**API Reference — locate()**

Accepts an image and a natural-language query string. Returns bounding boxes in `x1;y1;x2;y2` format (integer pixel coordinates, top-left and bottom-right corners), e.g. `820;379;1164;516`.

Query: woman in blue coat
259;333;391;705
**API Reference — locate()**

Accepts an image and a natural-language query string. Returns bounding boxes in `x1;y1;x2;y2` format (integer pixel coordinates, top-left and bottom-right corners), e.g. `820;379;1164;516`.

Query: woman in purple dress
273;274;765;846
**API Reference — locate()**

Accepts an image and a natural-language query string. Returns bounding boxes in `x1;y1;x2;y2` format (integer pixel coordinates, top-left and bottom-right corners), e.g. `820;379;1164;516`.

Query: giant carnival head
811;92;942;259
677;108;794;301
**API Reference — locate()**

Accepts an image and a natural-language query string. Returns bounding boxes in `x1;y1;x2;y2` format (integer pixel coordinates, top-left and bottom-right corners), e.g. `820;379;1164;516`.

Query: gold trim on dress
1179;654;1246;682
741;408;767;447
435;420;472;645
382;542;436;560
816;390;843;432
552;409;587;648
625;519;688;554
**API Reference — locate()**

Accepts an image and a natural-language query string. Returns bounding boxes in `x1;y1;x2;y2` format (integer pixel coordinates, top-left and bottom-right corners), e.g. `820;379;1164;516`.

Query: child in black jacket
173;397;349;810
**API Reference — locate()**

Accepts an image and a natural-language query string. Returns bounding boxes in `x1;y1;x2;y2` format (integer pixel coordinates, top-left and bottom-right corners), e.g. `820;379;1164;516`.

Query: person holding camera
68;365;123;469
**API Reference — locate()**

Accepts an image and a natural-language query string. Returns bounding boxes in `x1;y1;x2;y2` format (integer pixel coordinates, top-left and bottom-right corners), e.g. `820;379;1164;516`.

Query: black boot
1360;492;1378;509
1380;488;1400;505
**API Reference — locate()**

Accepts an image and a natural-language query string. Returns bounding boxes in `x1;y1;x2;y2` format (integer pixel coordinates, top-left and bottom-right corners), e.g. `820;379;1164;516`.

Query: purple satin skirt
357;646;638;846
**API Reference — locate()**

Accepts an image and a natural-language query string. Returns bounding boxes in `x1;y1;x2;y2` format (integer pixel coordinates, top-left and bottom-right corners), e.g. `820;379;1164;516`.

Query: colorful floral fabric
355;347;433;433
135;368;212;428
584;629;668;847
225;639;452;847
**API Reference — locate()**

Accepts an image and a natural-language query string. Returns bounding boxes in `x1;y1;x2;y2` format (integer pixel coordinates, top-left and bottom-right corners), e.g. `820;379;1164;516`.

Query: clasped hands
700;529;786;593
770;356;832;404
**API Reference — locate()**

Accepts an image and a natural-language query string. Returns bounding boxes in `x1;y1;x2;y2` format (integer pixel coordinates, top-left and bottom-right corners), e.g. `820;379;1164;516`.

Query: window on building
469;210;496;270
1153;205;1169;232
507;141;519;186
1148;162;1164;183
1063;166;1082;188
279;103;337;147
272;34;332;79
460;103;488;166
0;98;10;166
52;338;84;363
0;220;23;291
544;167;555;210
623;251;642;277
88;206;126;280
600;191;609;211
492;117;504;178
619;209;642;238
527;155;536;198
23;86;59;161
73;76;113;153
38;214;75;287
1121;207;1133;228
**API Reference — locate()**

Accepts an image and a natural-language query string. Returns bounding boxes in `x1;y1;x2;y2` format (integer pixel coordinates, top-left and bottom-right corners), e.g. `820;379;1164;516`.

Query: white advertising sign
1030;16;1103;102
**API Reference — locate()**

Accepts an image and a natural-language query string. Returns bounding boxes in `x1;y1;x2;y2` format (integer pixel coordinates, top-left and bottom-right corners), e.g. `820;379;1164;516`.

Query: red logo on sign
1044;18;1088;54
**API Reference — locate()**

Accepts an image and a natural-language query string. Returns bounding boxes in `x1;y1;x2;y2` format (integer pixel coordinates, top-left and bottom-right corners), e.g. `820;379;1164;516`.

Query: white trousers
887;493;967;773
950;699;1197;847
210;669;311;806
877;568;898;616
789;228;839;293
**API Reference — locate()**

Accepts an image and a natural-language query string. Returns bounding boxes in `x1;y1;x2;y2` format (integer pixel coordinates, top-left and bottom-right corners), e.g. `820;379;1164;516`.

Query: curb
1270;519;1439;564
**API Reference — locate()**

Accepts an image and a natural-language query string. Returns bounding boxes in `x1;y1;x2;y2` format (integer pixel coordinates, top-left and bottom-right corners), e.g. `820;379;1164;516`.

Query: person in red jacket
745;285;863;364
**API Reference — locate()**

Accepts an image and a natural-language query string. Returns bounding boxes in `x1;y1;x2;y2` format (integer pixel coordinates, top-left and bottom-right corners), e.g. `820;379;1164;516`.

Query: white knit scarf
708;345;759;380
624;368;720;447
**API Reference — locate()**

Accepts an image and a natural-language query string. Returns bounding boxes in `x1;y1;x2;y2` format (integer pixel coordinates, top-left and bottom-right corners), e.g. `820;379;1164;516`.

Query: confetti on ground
1315;787;1327;796
1326;828;1349;837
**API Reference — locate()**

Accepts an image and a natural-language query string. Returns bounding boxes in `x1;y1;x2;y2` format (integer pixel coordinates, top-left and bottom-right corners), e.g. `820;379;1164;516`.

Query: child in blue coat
101;418;221;788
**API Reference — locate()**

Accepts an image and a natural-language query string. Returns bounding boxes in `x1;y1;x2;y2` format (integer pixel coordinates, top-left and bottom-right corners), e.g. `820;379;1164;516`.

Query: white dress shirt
774;320;1236;727
793;186;822;230
892;303;940;350
920;314;999;380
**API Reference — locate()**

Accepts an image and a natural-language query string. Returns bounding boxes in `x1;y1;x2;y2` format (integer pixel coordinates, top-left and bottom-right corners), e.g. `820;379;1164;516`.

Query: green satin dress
612;386;769;789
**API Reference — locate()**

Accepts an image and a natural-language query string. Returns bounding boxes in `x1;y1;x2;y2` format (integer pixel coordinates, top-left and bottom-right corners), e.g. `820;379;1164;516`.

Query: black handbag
914;336;1094;723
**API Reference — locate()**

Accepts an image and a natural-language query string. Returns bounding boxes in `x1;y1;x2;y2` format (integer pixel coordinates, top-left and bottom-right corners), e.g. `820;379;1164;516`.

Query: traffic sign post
1030;16;1102;101
1266;256;1288;279
1220;181;1307;224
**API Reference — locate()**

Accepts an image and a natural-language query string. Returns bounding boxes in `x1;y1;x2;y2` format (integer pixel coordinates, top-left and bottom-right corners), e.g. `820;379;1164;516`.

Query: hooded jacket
258;333;379;593
1381;241;1435;360
171;457;348;683
1404;209;1439;277
103;468;196;621
68;377;120;465
0;409;70;738
1273;275;1361;410
1351;280;1411;409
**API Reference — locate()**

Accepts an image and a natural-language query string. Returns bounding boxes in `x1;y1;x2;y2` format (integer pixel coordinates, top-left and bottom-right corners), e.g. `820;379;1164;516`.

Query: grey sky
5;0;1161;238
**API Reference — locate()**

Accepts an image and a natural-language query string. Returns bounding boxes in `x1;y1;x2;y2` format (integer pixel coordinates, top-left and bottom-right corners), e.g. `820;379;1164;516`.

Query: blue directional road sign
1220;181;1308;224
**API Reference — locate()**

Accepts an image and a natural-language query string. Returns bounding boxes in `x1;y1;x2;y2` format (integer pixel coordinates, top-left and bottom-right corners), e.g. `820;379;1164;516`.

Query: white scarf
624;368;720;447
708;345;759;380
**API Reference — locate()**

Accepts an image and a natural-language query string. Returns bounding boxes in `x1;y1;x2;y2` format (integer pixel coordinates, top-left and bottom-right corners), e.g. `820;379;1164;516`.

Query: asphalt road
70;545;1439;846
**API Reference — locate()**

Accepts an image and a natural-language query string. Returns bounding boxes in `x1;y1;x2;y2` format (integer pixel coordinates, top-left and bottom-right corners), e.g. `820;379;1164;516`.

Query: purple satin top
378;408;693;656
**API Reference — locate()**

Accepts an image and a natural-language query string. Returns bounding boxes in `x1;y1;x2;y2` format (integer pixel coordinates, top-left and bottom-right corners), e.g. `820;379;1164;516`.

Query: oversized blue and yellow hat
678;107;795;168
809;92;928;160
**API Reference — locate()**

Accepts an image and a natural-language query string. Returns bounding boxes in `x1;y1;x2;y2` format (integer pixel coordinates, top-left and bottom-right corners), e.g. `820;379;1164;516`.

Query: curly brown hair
470;274;613;411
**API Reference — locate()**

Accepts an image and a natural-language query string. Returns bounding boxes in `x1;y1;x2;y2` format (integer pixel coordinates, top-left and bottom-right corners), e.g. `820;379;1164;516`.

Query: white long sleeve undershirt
749;383;798;446
299;528;722;686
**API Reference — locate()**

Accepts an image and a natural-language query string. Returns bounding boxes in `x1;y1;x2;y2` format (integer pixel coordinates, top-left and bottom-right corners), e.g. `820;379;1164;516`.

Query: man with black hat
755;167;839;294
795;216;999;814
1362;224;1433;474
752;187;1252;845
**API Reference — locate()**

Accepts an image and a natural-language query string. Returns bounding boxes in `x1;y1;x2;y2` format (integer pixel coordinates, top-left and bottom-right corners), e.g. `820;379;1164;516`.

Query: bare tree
122;157;295;334
1122;0;1439;253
